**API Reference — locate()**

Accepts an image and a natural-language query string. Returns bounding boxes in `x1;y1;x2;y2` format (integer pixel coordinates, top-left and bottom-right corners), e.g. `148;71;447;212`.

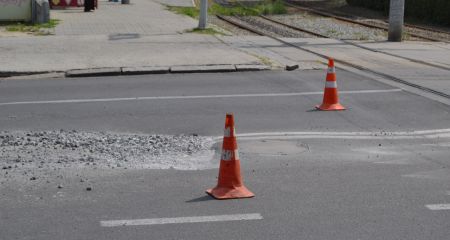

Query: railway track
403;23;450;35
284;1;450;43
219;14;450;71
216;14;450;100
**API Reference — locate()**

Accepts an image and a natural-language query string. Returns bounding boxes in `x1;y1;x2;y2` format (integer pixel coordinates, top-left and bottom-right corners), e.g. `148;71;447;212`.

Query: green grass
211;1;287;15
256;0;287;15
167;0;287;18
166;6;200;18
210;4;259;16
5;19;60;34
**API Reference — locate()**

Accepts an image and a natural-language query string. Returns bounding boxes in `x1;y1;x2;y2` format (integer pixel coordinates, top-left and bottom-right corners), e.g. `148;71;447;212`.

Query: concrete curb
122;66;170;75
236;64;271;71
170;64;237;73
0;71;53;78
65;64;270;77
2;64;273;79
66;68;122;77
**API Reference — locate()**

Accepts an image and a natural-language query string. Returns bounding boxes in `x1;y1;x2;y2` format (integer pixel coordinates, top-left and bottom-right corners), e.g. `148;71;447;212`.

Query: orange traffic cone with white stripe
206;113;254;200
316;58;346;111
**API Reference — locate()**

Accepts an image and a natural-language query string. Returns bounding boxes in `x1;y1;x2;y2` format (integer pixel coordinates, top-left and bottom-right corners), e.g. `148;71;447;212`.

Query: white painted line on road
426;204;450;211
211;128;450;141
100;213;263;227
0;89;402;106
236;128;450;137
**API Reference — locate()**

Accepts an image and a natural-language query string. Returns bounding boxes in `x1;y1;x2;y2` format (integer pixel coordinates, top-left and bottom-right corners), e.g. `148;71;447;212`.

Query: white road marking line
426;204;450;211
100;213;263;227
212;129;450;141
0;89;401;106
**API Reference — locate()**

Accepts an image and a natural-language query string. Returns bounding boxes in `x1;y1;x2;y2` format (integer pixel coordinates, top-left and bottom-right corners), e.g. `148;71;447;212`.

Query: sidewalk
0;0;264;75
52;0;195;35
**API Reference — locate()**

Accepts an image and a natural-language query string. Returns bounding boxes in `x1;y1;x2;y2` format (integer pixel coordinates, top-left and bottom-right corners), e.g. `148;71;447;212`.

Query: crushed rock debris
0;130;216;183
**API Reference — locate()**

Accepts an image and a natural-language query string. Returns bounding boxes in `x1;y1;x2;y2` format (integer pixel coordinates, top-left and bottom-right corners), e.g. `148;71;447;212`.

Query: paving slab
152;0;195;7
52;0;197;36
217;35;326;70
0;34;261;73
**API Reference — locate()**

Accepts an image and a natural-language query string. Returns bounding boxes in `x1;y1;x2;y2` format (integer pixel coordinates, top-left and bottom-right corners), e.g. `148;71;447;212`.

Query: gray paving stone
0;35;261;73
52;0;197;36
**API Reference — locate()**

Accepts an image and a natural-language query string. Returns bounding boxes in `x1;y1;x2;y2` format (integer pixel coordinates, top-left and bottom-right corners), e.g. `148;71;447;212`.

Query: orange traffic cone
206;113;254;200
316;58;346;111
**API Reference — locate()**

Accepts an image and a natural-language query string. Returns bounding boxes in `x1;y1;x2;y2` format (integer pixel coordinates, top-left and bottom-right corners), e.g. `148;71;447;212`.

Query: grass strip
4;19;60;34
167;0;287;18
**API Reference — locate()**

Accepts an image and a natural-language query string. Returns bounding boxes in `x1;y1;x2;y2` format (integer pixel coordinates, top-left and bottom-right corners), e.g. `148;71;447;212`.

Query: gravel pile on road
0;130;216;183
271;13;387;40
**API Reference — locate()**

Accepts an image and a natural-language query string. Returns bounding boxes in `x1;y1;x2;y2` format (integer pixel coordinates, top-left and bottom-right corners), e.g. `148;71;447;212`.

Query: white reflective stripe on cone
223;127;235;137
325;81;338;88
327;67;335;73
224;127;231;137
221;149;239;161
221;150;233;161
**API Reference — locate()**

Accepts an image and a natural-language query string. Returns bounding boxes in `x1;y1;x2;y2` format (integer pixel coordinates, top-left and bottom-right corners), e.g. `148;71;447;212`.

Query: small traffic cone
206;113;254;200
316;58;346;111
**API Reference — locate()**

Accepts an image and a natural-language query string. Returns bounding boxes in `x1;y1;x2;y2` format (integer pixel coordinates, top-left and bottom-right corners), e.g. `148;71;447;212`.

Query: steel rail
258;15;329;38
284;1;448;43
216;14;450;100
217;15;267;36
403;23;450;35
285;1;450;36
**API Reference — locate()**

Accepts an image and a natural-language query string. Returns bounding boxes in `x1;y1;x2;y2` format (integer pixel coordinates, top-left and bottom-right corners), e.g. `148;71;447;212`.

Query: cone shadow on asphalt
186;195;215;203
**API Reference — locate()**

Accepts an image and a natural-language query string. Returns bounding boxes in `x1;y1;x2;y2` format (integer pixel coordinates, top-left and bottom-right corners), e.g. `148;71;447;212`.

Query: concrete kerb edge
235;64;271;71
169;64;237;73
65;68;122;78
65;64;272;77
121;66;170;75
2;64;274;79
0;71;57;78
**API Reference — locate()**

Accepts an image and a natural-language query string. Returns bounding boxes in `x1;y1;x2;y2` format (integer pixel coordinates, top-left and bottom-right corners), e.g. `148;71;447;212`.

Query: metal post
388;0;405;42
198;0;208;29
31;0;36;24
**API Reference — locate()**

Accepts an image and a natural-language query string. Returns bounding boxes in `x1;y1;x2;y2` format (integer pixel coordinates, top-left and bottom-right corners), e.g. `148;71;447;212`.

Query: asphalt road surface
1;71;449;240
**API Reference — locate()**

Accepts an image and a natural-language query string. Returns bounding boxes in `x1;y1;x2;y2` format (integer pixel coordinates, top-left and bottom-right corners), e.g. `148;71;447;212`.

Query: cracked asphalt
0;71;449;240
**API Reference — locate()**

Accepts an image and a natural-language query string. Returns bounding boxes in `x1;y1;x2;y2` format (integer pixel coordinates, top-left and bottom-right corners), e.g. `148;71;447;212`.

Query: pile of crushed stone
0;130;216;177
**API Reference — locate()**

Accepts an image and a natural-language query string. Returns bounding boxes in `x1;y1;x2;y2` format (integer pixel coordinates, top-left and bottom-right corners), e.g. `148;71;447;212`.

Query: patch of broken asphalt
0;130;216;187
